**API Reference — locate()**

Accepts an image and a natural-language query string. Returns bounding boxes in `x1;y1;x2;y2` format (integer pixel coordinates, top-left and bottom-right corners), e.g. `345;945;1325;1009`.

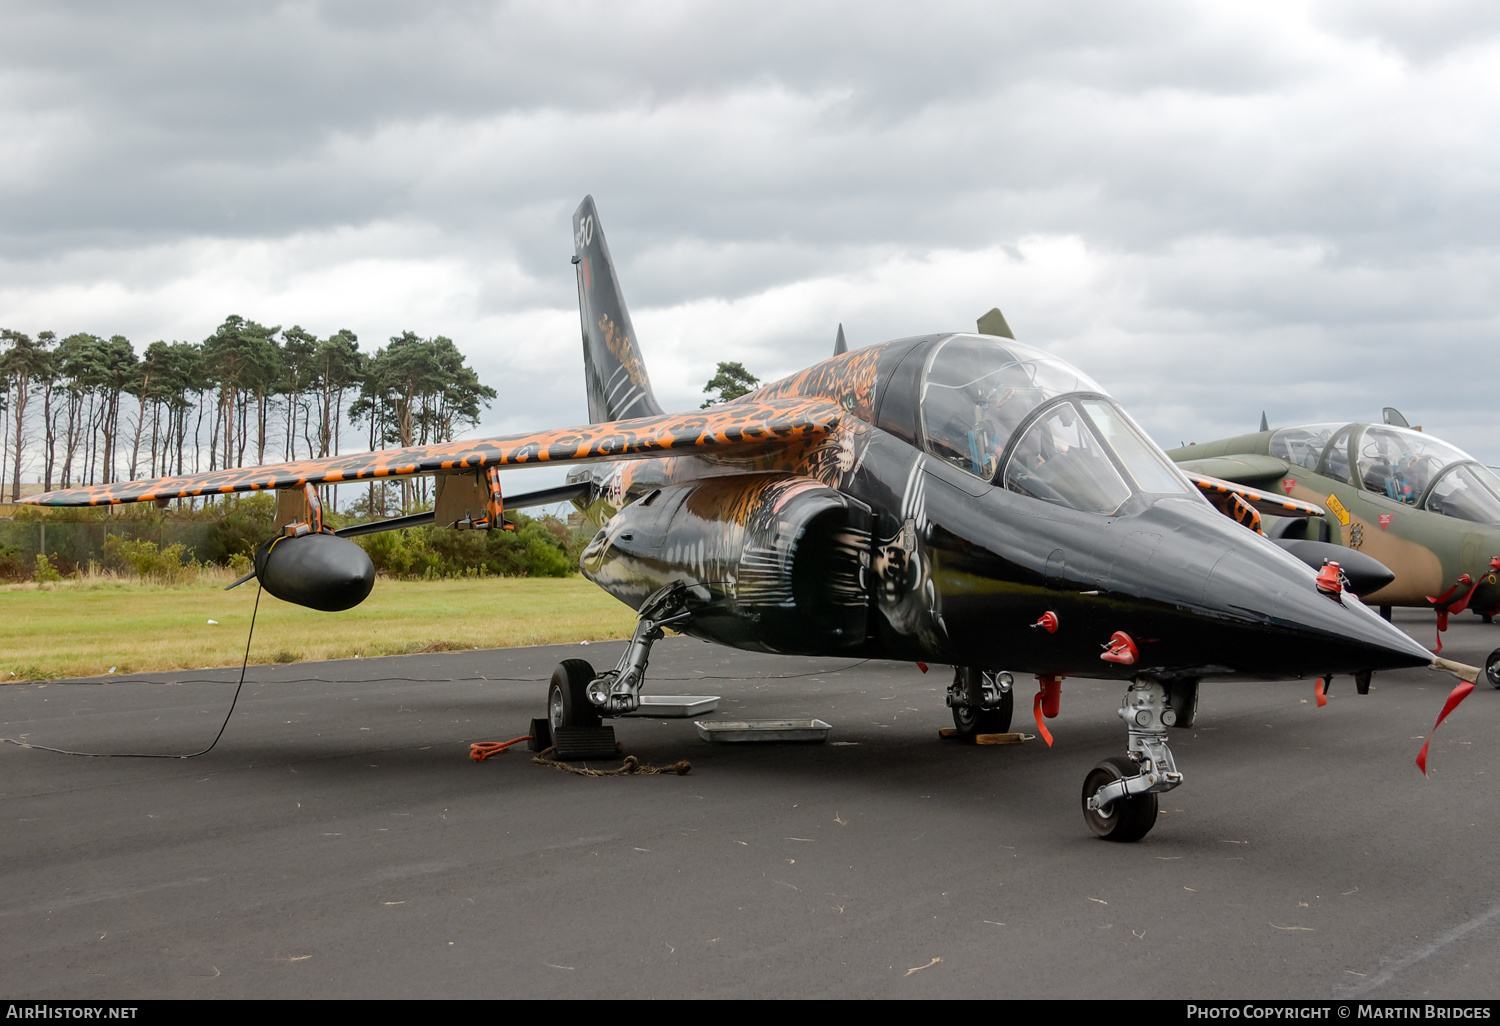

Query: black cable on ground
18;658;874;688
1;585;263;759
2;641;871;760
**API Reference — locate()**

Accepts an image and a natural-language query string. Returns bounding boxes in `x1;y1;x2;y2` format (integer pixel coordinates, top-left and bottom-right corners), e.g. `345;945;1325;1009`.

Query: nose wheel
1080;679;1186;842
1081;757;1159;841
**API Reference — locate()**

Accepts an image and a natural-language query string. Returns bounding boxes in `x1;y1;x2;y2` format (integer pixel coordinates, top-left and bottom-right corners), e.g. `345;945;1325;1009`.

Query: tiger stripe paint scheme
1185;472;1327;524
19;397;843;508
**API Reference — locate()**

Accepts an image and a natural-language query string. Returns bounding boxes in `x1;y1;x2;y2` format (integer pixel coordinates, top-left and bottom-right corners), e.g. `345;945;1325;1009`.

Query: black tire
950;668;1014;737
1081;756;1158;842
548;659;600;732
1484;648;1500;690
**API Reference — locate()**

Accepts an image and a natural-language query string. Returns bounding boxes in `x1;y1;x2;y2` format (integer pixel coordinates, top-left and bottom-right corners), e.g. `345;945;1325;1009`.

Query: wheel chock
551;725;619;760
527;717;553;752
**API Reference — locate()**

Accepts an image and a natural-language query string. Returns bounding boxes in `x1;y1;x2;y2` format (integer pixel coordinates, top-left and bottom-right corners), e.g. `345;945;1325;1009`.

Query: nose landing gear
1081;679;1189;842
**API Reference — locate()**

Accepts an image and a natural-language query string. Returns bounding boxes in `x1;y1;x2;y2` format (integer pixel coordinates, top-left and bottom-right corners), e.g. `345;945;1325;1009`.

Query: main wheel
1081;756;1158;842
1484;648;1500;690
950;668;1014;737
548;659;601;732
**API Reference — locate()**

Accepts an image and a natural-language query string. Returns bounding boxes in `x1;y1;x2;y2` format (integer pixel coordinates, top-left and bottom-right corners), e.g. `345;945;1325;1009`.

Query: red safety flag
1415;679;1476;775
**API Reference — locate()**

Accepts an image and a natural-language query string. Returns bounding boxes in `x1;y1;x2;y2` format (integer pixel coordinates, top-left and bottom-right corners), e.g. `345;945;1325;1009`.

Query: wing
1174;454;1289;487
1187;471;1326;519
20;397;843;507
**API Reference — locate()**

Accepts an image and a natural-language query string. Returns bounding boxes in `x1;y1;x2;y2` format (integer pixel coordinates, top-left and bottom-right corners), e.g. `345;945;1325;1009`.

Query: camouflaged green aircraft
1166;410;1500;681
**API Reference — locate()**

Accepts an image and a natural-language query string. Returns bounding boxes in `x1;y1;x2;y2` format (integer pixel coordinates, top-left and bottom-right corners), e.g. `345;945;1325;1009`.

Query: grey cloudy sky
3;0;1498;470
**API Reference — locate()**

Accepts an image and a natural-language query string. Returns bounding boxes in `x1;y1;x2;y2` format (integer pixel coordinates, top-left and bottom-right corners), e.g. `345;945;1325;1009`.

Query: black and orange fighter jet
23;197;1441;841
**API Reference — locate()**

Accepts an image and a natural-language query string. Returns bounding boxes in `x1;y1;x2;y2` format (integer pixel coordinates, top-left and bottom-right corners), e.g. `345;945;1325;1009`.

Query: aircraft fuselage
573;338;1434;683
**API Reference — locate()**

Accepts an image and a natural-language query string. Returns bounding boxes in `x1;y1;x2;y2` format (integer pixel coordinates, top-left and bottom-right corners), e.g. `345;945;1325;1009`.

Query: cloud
0;0;1497;466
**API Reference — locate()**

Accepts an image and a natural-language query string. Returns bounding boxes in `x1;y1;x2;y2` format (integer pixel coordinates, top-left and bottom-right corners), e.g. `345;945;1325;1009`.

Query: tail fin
833;323;848;356
572;196;663;423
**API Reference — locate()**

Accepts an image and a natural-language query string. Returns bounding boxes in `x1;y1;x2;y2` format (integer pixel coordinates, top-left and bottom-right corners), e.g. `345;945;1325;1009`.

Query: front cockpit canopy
918;334;1189;515
1002;398;1190;514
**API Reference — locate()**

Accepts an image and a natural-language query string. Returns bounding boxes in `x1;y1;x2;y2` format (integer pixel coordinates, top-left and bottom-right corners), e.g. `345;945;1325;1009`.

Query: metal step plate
621;695;721;718
694;719;832;743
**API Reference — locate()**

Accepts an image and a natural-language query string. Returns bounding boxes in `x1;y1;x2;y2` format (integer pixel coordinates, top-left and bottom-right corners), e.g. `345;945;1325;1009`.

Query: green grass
0;575;638;681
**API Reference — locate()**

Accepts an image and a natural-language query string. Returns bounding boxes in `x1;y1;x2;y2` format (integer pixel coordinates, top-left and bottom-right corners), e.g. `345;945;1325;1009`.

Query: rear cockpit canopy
917;333;1190;514
1272;421;1500;526
919;334;1102;480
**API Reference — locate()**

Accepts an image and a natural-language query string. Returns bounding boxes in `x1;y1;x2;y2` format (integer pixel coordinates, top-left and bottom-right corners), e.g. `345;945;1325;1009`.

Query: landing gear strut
946;666;1015;737
547;583;693;731
1081;679;1188;842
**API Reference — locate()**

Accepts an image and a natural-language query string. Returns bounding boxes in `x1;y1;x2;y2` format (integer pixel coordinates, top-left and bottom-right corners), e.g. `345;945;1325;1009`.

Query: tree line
0;317;496;511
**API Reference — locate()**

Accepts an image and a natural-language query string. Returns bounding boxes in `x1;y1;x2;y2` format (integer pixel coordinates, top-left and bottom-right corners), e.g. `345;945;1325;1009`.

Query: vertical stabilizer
572;196;663;424
833;323;848;356
976;308;1015;339
1259;411;1269;432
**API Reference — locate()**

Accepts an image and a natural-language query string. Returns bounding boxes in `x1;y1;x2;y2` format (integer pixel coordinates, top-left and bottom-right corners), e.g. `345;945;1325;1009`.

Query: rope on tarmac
468;735;532;760
531;745;691;777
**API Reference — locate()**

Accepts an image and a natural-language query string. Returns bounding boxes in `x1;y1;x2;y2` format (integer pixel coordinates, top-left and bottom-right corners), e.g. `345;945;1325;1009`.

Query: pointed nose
1123;498;1432;677
1201;544;1432;674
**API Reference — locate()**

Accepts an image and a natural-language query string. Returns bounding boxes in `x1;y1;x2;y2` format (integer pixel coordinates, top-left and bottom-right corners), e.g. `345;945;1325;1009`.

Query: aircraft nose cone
1123;498;1432;677
1202;545;1432;674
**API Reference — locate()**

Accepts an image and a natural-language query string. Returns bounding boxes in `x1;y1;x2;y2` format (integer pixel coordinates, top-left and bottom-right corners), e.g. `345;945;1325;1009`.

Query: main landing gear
546;583;693;734
946;666;1015;737
1080;679;1195;842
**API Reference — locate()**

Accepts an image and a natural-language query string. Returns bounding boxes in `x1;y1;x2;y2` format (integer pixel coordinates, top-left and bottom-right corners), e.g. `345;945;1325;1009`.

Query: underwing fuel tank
1271;538;1396;598
253;533;376;612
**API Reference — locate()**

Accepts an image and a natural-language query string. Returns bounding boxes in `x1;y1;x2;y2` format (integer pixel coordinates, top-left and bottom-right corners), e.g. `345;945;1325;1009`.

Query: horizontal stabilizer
976;307;1015;339
21;398;844;508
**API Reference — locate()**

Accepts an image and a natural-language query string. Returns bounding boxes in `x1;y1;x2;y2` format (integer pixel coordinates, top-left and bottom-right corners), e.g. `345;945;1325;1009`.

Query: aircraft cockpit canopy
1271;421;1500;527
1001;398;1191;514
1269;423;1344;472
919;334;1103;480
918;334;1189;515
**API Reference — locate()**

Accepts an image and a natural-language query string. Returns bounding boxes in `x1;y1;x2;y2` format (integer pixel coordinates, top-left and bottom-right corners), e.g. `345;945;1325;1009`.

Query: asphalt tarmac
2;609;1499;1000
